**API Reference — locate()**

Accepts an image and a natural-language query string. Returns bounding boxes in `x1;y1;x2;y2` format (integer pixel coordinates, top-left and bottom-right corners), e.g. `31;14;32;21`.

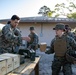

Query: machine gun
18;45;36;61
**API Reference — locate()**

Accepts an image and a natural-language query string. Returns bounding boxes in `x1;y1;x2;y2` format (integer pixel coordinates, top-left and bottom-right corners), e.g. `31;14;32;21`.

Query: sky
0;23;5;29
0;0;71;19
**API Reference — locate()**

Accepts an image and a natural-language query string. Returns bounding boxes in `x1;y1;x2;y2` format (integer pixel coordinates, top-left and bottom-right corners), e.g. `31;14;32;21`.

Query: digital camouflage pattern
45;34;76;75
27;32;39;50
65;31;75;40
0;24;22;53
66;45;76;64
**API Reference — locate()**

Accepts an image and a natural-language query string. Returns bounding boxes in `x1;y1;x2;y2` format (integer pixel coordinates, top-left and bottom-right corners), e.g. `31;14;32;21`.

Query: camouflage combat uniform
45;24;76;75
0;24;22;53
65;32;75;38
27;32;39;50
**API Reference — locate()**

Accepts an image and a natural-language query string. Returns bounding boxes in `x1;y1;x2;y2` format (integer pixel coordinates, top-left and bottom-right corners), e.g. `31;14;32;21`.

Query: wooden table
7;56;40;75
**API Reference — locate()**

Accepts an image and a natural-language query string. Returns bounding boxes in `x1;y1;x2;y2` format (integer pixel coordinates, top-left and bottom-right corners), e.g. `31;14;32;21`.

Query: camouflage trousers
0;47;13;54
51;57;72;75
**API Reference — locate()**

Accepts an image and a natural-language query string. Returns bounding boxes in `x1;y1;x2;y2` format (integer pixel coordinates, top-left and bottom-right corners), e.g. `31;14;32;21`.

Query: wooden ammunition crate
0;55;13;73
2;53;20;69
0;59;7;75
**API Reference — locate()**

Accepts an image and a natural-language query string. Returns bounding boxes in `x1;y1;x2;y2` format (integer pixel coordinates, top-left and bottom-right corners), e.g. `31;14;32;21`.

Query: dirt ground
31;49;76;75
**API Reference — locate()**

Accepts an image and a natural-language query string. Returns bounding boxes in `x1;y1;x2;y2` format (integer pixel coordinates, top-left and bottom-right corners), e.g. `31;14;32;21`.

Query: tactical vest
54;36;67;57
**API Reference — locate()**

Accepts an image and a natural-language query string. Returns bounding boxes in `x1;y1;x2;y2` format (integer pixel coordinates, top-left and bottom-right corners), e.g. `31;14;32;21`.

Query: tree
67;1;76;12
38;5;52;17
53;0;76;18
54;3;66;17
67;12;76;19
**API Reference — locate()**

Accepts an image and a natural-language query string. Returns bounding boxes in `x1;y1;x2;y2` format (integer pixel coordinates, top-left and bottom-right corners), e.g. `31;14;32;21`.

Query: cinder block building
0;16;76;46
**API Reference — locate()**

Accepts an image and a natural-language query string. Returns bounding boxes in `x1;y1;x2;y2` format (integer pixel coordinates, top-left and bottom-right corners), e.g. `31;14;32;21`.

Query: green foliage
67;12;76;19
38;0;76;18
38;5;54;17
47;11;55;17
54;3;66;17
54;0;76;18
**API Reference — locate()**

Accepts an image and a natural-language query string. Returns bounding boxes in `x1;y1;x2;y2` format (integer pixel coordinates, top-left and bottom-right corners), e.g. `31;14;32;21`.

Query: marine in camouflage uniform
0;15;22;53
0;15;30;54
65;24;75;39
27;27;39;50
45;23;76;75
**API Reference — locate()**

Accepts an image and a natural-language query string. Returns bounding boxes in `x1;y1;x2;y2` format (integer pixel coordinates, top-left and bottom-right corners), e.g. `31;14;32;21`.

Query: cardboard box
0;55;13;73
0;59;7;75
2;53;20;69
40;42;47;52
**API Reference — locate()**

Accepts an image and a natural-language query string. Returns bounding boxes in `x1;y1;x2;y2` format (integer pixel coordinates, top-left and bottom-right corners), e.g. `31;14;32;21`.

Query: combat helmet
66;50;76;64
53;23;65;31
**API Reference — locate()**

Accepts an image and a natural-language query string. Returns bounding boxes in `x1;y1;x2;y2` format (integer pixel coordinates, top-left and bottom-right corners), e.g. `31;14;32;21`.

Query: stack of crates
2;53;20;69
0;53;20;75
